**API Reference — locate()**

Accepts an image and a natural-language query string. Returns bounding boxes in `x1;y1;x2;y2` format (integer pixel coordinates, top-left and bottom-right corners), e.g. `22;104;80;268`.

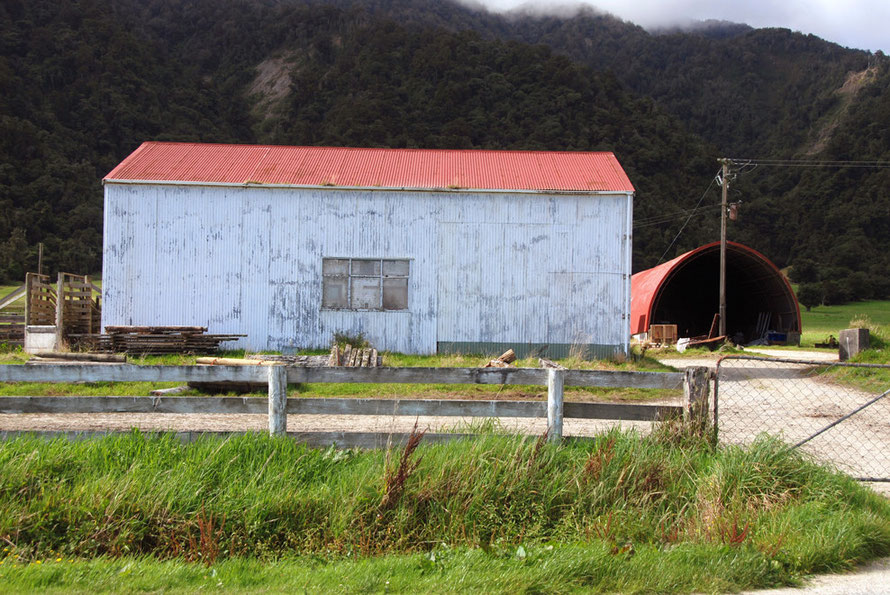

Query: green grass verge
0;544;802;593
0;349;679;401
0;430;888;593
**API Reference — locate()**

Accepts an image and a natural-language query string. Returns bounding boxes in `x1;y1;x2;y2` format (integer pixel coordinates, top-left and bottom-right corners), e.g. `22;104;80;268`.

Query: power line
655;169;721;265
729;158;890;169
633;203;722;229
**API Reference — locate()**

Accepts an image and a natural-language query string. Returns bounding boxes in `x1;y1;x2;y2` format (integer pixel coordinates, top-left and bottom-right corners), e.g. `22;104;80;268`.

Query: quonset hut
631;241;801;344
102;142;635;357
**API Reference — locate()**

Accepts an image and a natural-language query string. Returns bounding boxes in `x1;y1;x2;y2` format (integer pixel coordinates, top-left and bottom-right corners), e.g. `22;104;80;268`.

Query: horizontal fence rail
0;395;681;422
0;364;697;448
0;364;684;389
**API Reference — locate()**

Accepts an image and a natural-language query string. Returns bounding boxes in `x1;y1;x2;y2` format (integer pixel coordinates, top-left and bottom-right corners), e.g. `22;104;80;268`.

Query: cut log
32;351;126;363
497;349;517;364
329;345;340;367
483;348;517;368
483;359;510;368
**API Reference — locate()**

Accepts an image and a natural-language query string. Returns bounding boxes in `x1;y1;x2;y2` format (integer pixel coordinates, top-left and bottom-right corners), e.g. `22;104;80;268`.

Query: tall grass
0;429;887;577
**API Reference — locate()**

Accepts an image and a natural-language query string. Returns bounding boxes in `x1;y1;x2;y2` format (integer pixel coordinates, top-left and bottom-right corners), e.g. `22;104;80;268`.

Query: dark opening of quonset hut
631;241;801;345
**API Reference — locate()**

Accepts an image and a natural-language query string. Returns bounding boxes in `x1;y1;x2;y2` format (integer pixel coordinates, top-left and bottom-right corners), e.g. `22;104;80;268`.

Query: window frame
322;257;410;311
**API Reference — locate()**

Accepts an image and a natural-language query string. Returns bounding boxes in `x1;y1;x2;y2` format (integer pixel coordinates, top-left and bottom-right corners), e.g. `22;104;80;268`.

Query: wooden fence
24;273;56;326
0;365;709;448
23;272;101;341
0;285;26;346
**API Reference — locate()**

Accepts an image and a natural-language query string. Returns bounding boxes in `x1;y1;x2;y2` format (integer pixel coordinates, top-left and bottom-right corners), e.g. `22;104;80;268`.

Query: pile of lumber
73;326;245;355
328;344;381;367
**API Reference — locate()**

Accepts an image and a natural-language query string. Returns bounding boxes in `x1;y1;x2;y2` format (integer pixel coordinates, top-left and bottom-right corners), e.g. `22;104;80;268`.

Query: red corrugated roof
104;142;635;192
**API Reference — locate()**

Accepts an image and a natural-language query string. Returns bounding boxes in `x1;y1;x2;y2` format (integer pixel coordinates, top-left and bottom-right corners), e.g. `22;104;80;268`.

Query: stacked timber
72;326;245;355
328;344;381;367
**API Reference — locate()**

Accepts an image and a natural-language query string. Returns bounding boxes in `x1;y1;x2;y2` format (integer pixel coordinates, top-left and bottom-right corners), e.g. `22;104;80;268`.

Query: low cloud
459;0;889;53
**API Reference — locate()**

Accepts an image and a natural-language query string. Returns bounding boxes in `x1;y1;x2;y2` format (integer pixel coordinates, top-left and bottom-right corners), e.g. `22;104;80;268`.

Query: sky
469;0;890;54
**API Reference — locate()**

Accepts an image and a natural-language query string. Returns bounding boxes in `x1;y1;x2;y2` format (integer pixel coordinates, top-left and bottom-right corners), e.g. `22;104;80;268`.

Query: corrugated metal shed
631;241;801;341
104;142;635;193
103;143;635;357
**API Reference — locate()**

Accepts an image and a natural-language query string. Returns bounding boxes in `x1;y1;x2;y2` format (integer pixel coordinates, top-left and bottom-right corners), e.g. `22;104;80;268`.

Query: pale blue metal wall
102;183;632;356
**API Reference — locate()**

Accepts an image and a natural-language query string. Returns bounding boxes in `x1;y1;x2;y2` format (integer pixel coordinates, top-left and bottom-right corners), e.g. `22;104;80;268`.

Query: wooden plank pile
328;344;381;367
73;326;245;355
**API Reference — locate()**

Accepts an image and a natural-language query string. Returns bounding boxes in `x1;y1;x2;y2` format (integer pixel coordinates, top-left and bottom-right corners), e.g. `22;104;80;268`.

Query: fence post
24;273;32;326
55;272;66;350
268;365;287;436
683;366;710;435
547;368;565;442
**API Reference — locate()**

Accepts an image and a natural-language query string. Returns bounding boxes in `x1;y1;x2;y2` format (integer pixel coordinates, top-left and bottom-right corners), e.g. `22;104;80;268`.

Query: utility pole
718;159;730;337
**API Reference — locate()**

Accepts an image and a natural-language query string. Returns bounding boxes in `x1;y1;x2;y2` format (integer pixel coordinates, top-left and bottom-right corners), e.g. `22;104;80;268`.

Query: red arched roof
631;241;801;336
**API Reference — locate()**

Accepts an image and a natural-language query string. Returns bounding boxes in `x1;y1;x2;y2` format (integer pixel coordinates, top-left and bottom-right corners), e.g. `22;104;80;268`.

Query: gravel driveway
660;351;890;496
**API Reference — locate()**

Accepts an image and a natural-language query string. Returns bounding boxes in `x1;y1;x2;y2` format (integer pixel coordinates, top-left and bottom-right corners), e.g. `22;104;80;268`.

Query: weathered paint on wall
102;184;631;354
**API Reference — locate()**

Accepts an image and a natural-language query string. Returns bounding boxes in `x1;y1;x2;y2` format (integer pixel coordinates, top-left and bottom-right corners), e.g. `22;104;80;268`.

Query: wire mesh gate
715;355;890;482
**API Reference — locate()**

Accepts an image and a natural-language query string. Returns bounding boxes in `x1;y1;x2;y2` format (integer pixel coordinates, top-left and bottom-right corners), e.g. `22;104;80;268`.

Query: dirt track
662;352;890;497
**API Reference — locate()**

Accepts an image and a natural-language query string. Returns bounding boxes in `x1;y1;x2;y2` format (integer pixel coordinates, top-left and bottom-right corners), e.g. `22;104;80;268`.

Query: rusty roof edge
101;178;633;195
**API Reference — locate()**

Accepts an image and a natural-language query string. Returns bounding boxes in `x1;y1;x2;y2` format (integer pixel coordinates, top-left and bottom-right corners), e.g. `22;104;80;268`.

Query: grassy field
800;300;890;347
0;430;888;593
0;283;26;315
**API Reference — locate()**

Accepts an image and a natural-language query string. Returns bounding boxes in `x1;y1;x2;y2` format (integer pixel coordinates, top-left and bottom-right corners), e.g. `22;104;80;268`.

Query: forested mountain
1;0;888;305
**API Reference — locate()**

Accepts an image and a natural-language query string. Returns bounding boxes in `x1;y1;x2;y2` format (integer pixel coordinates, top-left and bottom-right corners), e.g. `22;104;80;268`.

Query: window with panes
322;258;409;310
